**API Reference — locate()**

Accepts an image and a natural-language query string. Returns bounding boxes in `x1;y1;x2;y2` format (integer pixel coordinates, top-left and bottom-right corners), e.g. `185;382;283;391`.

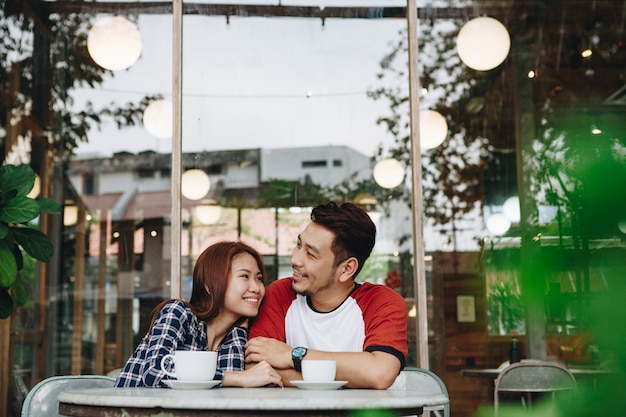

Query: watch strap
292;347;307;372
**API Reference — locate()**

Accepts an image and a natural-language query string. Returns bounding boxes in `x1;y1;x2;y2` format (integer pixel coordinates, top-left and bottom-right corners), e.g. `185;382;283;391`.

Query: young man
245;202;408;389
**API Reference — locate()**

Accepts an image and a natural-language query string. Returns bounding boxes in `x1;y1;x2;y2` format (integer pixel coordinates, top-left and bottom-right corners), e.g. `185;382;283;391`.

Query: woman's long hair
149;241;265;328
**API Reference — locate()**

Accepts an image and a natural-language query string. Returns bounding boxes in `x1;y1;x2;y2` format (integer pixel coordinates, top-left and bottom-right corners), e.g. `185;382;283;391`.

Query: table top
461;367;616;378
58;387;449;417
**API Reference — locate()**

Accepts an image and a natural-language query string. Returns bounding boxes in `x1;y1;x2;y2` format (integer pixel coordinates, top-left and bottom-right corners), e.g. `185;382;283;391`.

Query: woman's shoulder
157;299;195;319
229;326;249;338
220;326;248;348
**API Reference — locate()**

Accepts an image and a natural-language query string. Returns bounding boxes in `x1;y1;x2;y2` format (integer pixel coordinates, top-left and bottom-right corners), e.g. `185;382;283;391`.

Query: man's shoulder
262;277;298;306
355;281;401;294
353;282;405;304
267;277;295;292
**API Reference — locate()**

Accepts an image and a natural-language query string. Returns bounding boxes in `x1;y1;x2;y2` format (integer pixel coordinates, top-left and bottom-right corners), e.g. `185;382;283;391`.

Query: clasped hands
245;336;294;370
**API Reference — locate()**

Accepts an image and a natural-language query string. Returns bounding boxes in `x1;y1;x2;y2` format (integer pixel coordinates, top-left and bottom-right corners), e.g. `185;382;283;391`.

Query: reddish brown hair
150;241;264;327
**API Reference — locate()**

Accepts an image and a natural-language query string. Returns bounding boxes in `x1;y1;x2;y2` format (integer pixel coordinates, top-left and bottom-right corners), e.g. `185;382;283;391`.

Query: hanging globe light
27;174;40;199
181;169;210;200
143;99;173;139
373;158;405;189
195;203;222;225
486;213;511;236
503;196;520;223
419;110;448;149
63;204;78;227
457;16;510;71
87;16;142;71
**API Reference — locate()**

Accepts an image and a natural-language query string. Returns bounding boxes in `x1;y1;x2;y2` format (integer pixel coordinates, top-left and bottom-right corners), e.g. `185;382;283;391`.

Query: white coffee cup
301;360;336;382
160;350;217;382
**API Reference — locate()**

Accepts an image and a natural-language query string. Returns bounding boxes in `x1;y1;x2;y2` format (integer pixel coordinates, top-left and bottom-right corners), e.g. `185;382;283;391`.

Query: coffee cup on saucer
160;350;217;381
301;360;336;382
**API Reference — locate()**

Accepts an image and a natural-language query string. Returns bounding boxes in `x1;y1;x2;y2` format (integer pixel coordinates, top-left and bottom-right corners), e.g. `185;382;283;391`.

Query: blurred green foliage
487;281;524;335
0;164;59;319
477;274;626;417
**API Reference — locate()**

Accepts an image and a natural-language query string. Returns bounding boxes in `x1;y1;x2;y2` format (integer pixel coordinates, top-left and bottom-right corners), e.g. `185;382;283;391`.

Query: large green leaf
12;274;29;307
0;222;7;239
12;227;54;262
39;198;61;214
0;287;14;319
0;196;40;223
11;242;23;271
0;242;17;288
0;164;18;196
0;164;35;198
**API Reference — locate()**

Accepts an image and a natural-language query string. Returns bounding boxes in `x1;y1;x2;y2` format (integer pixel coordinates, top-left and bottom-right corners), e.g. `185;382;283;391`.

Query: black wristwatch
291;346;308;372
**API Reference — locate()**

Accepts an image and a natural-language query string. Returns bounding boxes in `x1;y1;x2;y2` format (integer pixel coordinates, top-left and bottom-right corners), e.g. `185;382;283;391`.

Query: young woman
115;241;282;388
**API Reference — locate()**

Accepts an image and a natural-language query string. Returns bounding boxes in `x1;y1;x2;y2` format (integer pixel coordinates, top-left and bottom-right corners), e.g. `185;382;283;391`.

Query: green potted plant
0;164;60;319
487;280;525;335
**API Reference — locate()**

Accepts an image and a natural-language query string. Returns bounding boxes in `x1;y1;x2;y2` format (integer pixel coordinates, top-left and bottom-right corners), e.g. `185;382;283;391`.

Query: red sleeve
249;278;296;341
356;283;408;358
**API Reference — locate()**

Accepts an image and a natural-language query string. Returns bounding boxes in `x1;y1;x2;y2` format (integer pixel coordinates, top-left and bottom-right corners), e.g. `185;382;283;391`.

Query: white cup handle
160;353;176;378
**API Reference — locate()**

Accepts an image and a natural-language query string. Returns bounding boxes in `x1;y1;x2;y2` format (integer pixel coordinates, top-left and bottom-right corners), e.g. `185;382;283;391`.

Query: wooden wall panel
431;252;512;417
430;251;585;417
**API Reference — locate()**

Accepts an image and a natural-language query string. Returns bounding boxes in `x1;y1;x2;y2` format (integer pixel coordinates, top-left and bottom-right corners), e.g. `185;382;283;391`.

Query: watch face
293;347;307;358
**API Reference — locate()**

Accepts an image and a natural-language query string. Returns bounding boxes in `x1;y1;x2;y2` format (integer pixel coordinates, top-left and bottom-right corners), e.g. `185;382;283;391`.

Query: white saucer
290;380;348;390
163;380;220;390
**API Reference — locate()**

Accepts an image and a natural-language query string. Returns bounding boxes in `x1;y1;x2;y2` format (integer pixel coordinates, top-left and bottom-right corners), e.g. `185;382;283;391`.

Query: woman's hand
223;361;283;388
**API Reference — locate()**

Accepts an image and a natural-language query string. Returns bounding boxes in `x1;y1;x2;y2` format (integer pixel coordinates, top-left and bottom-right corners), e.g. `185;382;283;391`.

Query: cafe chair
21;374;116;417
403;367;450;417
106;367;123;379
494;360;577;416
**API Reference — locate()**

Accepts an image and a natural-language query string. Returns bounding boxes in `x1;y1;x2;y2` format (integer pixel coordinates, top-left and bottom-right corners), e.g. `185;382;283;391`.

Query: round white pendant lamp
373;158;405;189
27;174;40;199
457;16;511;71
87;16;142;71
64;204;78;226
503;196;521;223
486;213;511;236
419;110;448;149
181;169;210;200
143;99;173;139
195;204;222;225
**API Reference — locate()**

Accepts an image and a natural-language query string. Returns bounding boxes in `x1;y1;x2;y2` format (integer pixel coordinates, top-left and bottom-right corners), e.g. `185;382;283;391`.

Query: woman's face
221;252;265;320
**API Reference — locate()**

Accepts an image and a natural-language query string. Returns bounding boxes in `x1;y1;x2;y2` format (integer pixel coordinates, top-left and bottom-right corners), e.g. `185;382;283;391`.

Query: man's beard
291;281;312;297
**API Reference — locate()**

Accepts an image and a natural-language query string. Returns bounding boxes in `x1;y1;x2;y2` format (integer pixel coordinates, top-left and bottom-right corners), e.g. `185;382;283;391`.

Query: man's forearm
288;350;401;389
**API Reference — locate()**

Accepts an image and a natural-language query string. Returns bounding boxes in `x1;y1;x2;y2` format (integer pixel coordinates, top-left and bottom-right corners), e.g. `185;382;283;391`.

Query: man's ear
338;257;358;283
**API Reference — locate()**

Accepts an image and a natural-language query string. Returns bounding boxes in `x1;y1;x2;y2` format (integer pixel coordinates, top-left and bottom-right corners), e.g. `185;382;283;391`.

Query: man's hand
246;337;402;389
245;337;293;369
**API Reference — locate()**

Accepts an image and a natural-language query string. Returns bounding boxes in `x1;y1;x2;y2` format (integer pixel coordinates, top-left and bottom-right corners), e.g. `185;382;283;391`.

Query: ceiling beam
39;1;510;20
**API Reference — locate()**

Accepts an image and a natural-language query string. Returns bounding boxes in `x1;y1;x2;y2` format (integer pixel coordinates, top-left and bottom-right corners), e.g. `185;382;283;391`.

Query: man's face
290;222;342;298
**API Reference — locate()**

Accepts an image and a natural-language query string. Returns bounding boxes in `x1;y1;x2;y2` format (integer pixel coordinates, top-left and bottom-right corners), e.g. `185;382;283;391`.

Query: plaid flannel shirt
115;299;247;388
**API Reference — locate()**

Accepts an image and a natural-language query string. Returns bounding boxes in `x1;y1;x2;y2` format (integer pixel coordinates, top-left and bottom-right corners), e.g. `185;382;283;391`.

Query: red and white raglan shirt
249;277;408;387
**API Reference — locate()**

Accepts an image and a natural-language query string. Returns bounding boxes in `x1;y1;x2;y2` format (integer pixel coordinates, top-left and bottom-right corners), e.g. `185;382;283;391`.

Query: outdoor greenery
530;107;626;243
1;3;160;318
0;164;59;319
1;2;158;161
487;280;524;335
367;19;497;249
